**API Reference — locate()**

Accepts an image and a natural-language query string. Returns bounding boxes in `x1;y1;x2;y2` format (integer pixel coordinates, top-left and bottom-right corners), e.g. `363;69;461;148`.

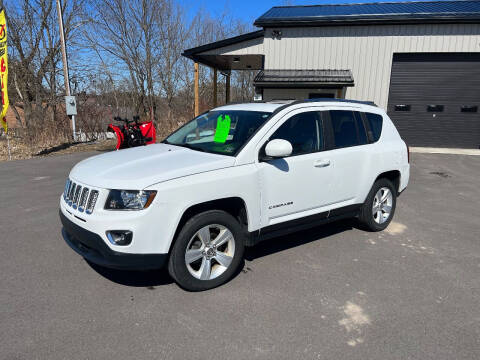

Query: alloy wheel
372;187;393;224
184;224;235;280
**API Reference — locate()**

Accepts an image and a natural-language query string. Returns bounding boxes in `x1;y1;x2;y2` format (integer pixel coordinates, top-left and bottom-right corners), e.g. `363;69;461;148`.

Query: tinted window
364;112;383;142
270;111;321;156
355;112;368;145
329;110;360;148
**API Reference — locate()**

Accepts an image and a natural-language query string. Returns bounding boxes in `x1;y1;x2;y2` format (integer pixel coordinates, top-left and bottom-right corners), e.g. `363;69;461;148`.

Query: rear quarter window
354;112;368;145
364;113;383;142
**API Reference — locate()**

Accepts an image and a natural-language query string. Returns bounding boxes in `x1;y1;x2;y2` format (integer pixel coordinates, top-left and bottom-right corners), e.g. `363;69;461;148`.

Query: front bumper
60;211;167;270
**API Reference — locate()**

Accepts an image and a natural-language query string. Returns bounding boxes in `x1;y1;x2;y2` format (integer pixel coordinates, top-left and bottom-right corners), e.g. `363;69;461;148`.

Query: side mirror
264;139;292;158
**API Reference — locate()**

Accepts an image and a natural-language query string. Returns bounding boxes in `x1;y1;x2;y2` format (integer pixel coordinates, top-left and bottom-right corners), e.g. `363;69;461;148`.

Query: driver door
257;109;335;227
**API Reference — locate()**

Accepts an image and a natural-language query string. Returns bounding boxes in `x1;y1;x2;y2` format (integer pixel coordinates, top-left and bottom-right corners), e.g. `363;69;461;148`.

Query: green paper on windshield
213;114;231;143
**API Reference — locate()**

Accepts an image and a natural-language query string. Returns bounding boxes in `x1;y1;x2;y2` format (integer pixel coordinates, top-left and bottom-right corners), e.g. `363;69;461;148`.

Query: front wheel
358;178;397;231
168;210;245;291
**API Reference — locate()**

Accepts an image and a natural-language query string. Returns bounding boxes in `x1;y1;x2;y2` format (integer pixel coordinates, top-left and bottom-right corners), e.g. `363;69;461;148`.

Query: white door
323;109;371;207
257;109;335;226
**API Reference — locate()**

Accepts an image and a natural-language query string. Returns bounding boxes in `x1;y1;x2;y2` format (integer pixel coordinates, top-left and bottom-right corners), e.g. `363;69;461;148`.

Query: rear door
322;108;371;208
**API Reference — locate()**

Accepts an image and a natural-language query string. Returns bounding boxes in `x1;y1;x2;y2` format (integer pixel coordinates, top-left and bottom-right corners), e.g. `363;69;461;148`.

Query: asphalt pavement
1;151;479;359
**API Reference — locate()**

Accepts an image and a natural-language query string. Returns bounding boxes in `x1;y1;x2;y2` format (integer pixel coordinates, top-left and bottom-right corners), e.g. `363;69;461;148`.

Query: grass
0;136;117;161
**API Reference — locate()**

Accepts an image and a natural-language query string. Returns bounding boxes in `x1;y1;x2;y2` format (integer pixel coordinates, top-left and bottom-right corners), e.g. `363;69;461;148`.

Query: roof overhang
182;30;265;70
254;70;355;88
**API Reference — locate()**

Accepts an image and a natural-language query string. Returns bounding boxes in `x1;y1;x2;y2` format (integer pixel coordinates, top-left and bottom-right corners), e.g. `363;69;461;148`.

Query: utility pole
56;0;76;140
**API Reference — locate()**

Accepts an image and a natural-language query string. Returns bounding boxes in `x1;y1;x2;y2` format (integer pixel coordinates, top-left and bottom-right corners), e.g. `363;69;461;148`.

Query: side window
329;110;361;148
354;112;368;145
364;112;383;142
270;111;322;156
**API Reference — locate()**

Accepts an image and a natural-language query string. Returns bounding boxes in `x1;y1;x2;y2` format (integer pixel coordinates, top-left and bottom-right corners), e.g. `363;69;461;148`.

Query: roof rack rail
218;100;267;106
267;99;297;104
306;98;377;106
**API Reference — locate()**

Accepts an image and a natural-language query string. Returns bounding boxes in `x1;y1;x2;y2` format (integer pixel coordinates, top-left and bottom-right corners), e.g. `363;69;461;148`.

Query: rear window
329;110;365;149
364;112;383;142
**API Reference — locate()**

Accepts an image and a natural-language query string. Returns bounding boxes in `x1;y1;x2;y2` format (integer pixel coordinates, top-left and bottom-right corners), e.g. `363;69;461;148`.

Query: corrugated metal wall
262;24;480;108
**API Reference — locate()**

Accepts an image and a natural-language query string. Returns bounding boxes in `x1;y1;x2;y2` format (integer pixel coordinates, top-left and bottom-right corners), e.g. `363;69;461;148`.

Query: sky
182;0;419;25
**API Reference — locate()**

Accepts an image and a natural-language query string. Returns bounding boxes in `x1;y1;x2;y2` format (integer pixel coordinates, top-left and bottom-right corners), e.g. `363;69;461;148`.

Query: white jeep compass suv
60;99;409;291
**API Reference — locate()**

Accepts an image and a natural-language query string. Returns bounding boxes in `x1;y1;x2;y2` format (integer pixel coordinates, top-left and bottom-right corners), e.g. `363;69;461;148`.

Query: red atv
107;116;156;150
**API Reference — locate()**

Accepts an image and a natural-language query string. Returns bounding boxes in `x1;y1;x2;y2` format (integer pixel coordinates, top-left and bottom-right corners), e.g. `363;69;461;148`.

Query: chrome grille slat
73;185;82;208
64;178;97;214
78;188;89;212
63;179;70;200
65;179;72;201
86;190;99;214
68;183;76;203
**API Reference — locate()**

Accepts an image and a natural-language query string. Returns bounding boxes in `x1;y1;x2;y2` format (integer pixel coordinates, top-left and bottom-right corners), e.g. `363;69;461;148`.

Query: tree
86;0;163;117
6;0;85;141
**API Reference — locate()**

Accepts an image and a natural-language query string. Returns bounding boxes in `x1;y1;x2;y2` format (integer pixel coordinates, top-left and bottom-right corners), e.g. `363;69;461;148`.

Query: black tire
168;210;245;291
358;178;397;232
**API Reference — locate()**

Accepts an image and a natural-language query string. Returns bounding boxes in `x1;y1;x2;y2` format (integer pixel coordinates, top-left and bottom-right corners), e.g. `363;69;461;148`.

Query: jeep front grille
63;178;99;214
78;187;89;211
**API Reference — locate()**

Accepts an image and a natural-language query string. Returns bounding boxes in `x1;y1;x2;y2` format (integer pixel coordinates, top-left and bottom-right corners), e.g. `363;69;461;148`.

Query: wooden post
194;62;199;117
225;74;230;104
213;68;217;108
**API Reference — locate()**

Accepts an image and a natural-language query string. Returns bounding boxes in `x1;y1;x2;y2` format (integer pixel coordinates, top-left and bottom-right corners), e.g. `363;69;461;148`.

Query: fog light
106;231;133;246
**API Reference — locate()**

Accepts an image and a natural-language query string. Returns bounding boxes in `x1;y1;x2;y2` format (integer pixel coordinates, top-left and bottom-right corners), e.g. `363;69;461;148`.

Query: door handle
314;159;331;168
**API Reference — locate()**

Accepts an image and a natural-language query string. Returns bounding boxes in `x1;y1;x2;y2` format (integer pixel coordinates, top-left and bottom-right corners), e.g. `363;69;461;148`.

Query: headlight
105;190;157;210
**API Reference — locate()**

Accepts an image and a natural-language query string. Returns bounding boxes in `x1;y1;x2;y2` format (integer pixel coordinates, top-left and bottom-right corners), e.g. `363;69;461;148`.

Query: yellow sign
0;9;8;133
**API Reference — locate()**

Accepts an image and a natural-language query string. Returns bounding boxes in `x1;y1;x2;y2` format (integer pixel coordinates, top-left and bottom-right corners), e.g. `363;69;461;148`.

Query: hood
69;144;236;189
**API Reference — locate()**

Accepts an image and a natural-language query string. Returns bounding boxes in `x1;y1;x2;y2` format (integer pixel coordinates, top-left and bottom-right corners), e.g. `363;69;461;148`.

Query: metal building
183;1;480;148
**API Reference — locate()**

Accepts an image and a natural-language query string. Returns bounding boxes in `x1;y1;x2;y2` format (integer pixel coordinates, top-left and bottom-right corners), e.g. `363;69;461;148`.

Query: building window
427;105;444;112
394;104;411;111
461;105;478;113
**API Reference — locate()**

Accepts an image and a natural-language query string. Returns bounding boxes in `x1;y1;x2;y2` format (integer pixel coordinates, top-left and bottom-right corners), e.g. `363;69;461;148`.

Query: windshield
164;110;272;156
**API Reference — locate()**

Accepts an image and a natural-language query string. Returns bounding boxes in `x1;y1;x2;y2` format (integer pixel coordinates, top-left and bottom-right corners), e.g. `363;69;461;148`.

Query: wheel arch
374;170;401;194
169;197;249;252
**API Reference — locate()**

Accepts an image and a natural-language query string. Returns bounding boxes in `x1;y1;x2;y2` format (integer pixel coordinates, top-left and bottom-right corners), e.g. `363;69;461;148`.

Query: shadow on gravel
245;219;356;261
87;262;173;287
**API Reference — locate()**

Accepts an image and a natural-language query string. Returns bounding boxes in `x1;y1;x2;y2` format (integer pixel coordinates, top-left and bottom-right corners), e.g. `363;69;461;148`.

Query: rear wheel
358;178;397;231
168;210;245;291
